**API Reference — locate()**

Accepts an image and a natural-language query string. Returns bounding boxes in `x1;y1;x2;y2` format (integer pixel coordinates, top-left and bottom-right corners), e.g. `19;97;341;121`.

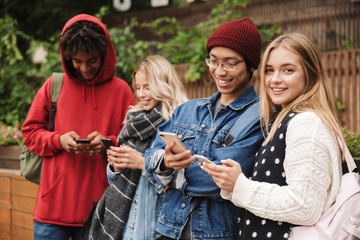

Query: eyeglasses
205;58;245;71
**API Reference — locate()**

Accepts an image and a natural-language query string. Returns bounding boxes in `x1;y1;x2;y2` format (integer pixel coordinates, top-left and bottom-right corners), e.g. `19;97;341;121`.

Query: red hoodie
21;14;136;226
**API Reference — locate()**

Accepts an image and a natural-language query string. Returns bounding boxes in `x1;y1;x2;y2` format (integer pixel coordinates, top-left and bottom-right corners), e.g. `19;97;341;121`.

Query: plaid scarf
87;104;165;239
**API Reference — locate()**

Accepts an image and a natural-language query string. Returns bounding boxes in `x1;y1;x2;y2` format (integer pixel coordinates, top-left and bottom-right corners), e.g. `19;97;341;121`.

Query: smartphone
159;132;187;154
101;138;116;149
76;139;91;144
193;154;215;164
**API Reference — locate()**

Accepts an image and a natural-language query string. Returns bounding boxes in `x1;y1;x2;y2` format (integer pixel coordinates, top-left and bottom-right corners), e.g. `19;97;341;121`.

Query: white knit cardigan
221;112;342;227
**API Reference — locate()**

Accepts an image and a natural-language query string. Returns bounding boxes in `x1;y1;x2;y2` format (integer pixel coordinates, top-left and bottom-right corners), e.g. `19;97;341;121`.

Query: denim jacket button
129;225;134;229
174;229;177;234
201;123;206;128
194;148;197;153
181;203;186;208
201;150;205;154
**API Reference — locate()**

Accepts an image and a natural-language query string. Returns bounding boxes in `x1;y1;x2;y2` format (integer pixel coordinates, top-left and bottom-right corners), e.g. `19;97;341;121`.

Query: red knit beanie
206;18;262;69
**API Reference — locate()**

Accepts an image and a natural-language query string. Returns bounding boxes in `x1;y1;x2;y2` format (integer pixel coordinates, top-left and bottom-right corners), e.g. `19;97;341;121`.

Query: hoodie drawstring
92;84;97;109
81;84;97;109
82;85;86;104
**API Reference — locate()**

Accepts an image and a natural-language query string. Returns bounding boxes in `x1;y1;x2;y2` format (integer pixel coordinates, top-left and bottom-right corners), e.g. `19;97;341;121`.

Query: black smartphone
76;139;91;144
101;138;116;149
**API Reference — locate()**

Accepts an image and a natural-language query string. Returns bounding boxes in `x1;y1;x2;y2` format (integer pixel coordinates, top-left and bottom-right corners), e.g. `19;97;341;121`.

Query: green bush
343;128;360;157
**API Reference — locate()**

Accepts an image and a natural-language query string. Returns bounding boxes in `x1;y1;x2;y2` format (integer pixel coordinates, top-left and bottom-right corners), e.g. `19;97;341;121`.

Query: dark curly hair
58;21;108;60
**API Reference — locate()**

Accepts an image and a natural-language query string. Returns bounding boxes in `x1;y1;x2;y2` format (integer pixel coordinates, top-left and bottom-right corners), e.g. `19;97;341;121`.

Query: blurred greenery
343;128;360;158
0;0;281;131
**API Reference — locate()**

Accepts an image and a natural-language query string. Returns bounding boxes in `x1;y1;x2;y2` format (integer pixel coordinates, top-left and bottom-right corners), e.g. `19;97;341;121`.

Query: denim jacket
144;86;264;239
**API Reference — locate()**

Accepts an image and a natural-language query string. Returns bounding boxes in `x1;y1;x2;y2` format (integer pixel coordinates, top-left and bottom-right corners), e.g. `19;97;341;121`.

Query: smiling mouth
218;79;233;84
272;88;287;92
141;100;150;105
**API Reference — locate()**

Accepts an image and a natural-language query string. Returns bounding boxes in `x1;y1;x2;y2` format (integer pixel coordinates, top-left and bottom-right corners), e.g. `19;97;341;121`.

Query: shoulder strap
51;72;64;102
47;72;64;131
223;101;260;147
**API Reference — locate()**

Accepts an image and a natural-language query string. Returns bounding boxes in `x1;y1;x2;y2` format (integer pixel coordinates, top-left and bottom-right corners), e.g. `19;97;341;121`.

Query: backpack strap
223;101;260;147
47;72;64;131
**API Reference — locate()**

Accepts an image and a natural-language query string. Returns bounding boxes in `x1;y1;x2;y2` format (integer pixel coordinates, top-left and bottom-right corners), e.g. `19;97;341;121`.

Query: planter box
0;145;22;170
0;169;38;240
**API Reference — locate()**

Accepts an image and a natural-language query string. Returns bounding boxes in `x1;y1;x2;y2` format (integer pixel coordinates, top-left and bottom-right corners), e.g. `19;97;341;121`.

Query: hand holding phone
193;154;214;164
159;132;187;154
101;138;116;149
76;139;91;144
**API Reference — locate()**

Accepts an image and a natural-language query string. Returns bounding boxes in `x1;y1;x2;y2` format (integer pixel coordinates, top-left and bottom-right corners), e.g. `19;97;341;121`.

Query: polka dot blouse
237;111;297;239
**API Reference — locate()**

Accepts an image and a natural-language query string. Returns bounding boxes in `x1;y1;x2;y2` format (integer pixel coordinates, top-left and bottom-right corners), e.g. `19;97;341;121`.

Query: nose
80;63;90;72
138;88;146;98
270;70;281;83
214;63;227;75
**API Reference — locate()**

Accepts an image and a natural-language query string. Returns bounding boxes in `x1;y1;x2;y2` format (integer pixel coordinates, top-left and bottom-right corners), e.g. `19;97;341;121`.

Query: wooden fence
322;49;360;132
243;0;360;50
104;0;360;50
176;48;360;132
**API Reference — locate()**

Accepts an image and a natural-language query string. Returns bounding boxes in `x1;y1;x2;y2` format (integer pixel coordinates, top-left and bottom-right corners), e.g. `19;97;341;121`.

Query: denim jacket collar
200;85;258;111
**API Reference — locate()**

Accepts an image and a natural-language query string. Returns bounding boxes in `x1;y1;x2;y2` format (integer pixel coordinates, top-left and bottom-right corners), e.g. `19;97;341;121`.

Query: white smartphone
159;132;187;154
193;154;215;164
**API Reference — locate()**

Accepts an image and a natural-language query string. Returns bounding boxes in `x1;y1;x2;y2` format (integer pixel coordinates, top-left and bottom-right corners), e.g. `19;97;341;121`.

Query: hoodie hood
60;14;116;86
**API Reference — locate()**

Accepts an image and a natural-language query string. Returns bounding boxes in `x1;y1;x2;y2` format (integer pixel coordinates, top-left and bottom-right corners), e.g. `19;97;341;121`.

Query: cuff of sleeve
231;173;252;206
107;163;122;178
220;190;232;200
52;133;63;150
154;154;174;176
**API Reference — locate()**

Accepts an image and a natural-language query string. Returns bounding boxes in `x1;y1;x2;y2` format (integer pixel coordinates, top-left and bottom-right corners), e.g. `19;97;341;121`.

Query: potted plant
0;122;23;169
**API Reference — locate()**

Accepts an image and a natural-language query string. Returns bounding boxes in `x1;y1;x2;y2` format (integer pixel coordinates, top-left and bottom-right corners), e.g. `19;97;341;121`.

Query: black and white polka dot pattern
237;111;297;239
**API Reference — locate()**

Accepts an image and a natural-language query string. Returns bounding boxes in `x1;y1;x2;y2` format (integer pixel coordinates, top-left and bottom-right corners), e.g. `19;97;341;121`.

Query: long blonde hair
259;33;344;153
127;55;188;120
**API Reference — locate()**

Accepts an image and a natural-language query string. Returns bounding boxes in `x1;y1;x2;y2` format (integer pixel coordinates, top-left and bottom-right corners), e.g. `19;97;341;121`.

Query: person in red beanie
143;18;264;239
21;14;136;239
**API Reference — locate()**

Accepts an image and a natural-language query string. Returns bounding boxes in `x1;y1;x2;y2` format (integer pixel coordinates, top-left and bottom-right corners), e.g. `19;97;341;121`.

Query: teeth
218;79;232;84
272;88;285;92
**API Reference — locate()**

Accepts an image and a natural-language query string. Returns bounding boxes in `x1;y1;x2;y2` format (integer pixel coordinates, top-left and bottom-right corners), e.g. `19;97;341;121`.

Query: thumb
220;159;237;167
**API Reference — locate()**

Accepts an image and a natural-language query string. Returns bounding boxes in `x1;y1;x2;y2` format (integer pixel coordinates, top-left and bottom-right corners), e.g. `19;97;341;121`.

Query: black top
237;111;297;239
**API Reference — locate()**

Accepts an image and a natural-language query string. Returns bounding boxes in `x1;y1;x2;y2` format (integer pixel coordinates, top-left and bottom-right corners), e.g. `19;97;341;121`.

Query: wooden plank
0;175;11;195
0;146;22;161
0;208;11;224
0;192;11;208
12;226;33;240
351;49;360;132
11;178;38;199
351;50;358;132
0;224;11;240
11;210;33;230
12;195;36;214
344;51;350;129
330;53;335;96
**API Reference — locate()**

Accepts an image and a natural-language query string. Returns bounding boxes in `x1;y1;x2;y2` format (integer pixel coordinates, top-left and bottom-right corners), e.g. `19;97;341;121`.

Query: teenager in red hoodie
21;14;136;239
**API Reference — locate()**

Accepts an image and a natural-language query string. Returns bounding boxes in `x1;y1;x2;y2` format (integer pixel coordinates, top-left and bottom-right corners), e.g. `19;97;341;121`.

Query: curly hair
58;21;108;60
